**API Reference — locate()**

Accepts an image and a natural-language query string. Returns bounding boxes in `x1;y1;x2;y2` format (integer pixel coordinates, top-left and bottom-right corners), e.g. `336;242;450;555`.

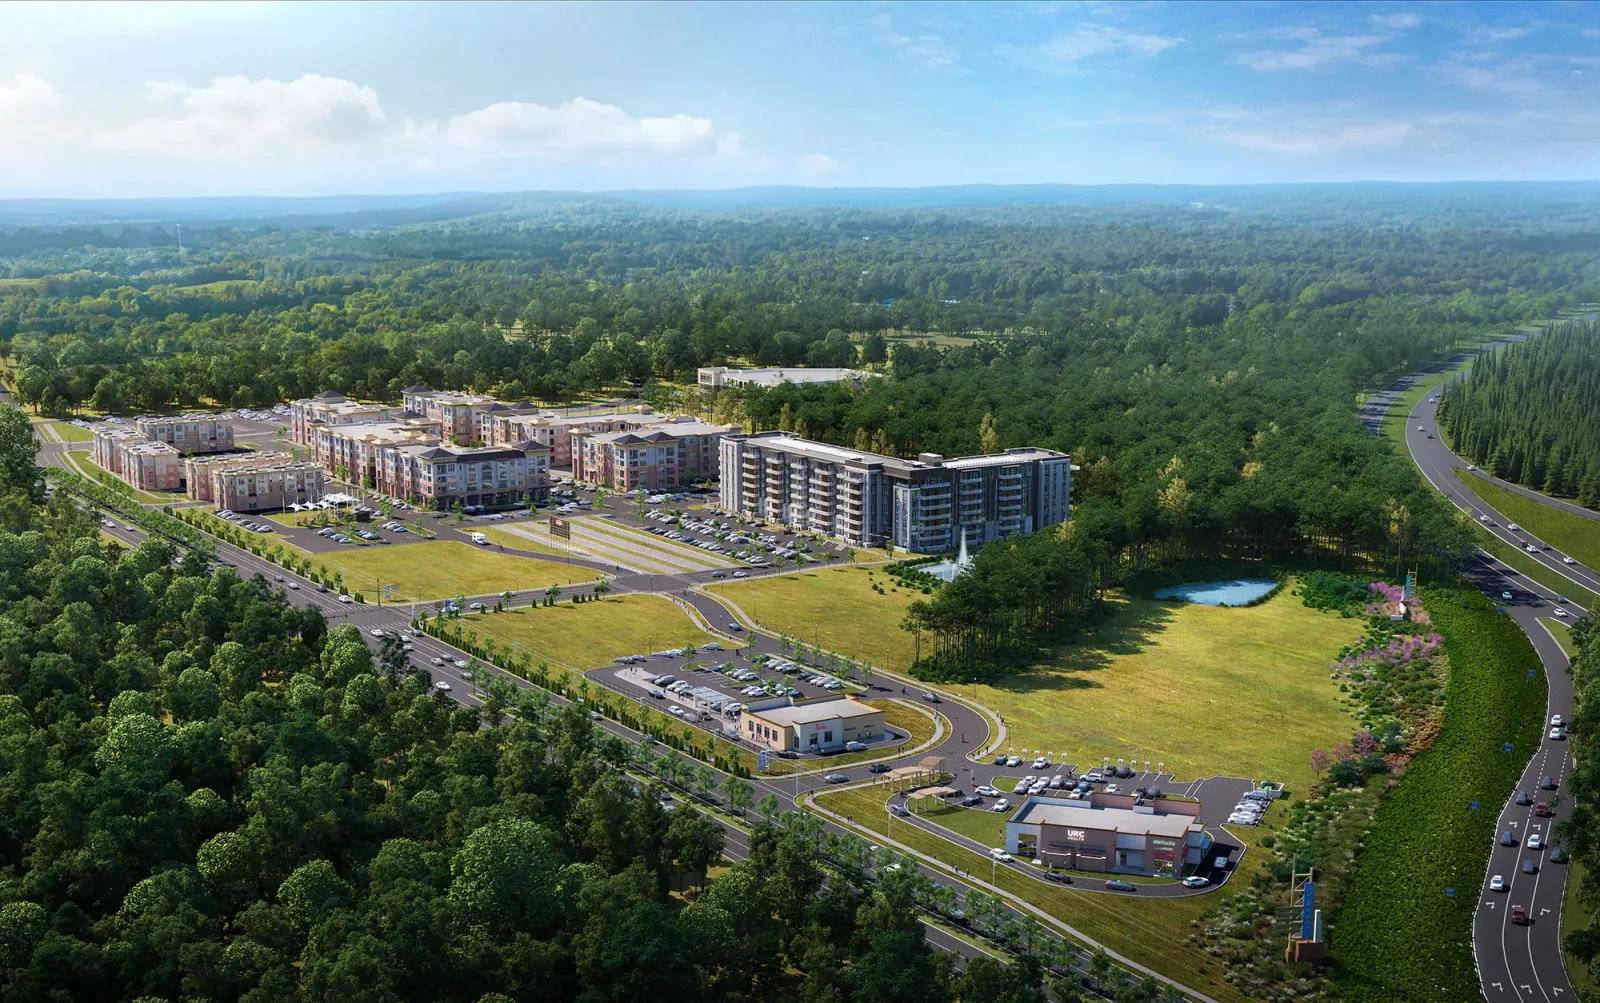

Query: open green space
913;802;1009;846
467;594;735;672
814;783;1250;1003
944;583;1364;792
42;419;93;442
1455;468;1600;570
1542;618;1577;658
301;539;602;603
477;524;586;559
710;565;921;670
1329;590;1546;1002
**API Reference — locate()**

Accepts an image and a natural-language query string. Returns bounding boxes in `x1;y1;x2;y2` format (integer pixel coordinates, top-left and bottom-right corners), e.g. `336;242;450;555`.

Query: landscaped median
1455;468;1600;575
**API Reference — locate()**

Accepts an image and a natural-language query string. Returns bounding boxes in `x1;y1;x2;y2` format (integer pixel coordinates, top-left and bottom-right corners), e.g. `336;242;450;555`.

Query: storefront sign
1064;828;1087;842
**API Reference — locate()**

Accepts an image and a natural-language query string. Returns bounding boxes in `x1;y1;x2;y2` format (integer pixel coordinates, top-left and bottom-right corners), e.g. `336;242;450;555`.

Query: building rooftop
122;441;180;456
701;366;878;386
943;447;1071;471
583;418;735;446
135;412;226;427
744;696;882;727
1011;797;1202;838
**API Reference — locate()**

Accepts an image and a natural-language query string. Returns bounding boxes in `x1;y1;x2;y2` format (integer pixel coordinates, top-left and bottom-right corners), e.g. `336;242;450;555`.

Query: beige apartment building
120;441;184;492
401;386;497;442
133;414;234;454
208;459;325;513
570;417;733;491
290;391;405;444
310;418;442;487
90;424;147;475
483;406;663;467
183;451;294;502
379;440;550;510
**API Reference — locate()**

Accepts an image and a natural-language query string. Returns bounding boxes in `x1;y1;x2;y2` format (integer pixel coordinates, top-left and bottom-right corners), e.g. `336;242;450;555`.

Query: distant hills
6;181;1600;235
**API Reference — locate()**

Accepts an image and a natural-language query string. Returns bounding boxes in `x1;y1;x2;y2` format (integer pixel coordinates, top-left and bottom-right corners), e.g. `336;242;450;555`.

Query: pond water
1152;579;1278;607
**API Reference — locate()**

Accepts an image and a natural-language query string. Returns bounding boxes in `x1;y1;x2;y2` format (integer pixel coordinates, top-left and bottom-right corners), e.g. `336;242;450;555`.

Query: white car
1417;425;1425;432
1182;875;1209;888
1032;757;1049;769
989;848;1013;862
369;628;384;637
1553;714;1564;727
1550;727;1565;741
975;786;1001;797
1490;874;1506;892
433;680;451;692
1466;465;1476;471
1554;608;1569;617
1105;784;1121;794
1564;557;1576;565
453;659;467;668
1528;834;1544;850
1005;756;1021;768
339;595;353;604
991;799;1011;812
430;657;444;666
1508;524;1521;531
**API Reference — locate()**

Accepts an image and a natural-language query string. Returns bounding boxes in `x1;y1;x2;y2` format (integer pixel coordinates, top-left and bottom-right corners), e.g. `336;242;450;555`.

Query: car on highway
431;657;444;666
1515;790;1533;805
823;774;850;784
369;628;384;637
1535;801;1553;817
1182;875;1209;888
1511;905;1528;925
1564;557;1576;565
989;848;1013;862
1541;774;1559;790
1553;714;1564;726
1508;523;1521;531
1489;874;1506;892
1550;727;1566;740
1523;859;1538;875
1105;879;1136;892
433;680;451;692
453;659;467;668
1500;831;1519;846
1528;834;1544;851
1554;608;1570;617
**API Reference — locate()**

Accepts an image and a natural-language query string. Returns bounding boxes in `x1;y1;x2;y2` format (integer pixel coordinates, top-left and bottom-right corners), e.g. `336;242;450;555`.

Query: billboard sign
549;516;571;541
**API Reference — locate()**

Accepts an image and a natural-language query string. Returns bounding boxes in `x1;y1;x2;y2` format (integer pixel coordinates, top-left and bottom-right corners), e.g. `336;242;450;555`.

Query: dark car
1514;791;1533;806
1535;802;1554;817
868;762;891;774
1104;879;1136;892
1511;905;1528;925
1500;831;1519;846
993;753;1008;766
1541;775;1558;790
960;795;984;807
823;774;850;784
1045;871;1073;885
776;750;799;759
1523;859;1538;875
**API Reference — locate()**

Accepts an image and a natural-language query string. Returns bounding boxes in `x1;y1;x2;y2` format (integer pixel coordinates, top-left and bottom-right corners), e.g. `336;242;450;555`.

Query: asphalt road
1400;380;1582;1001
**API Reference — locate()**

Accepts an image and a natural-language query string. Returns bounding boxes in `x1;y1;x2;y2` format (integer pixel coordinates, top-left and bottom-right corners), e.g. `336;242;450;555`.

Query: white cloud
101;74;386;156
0;74;61;114
797;152;838;177
408;96;715;160
1218;121;1415;156
869;13;963;73
1462;25;1534;45
1229;30;1401;72
1370;12;1422;31
1037;23;1182;62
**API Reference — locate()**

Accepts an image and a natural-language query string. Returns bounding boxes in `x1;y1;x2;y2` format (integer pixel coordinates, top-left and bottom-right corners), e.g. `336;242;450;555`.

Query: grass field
710;566;922;669
944;583;1366;792
305;540;602;603
814;783;1252;1003
467;594;732;672
43;420;93;442
1455;469;1600;570
1542;619;1577;658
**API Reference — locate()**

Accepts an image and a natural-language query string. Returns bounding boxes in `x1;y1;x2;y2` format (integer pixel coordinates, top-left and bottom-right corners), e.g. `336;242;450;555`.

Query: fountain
922;532;973;583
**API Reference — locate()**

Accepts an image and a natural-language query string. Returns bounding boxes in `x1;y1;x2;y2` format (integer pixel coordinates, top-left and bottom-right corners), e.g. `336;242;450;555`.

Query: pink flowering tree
1353;729;1379;756
1310;747;1330;777
1333;742;1355;763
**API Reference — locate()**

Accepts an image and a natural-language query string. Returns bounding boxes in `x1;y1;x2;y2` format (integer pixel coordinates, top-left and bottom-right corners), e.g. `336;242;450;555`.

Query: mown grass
710;566;923;670
466;594;732;672
1328;589;1546;1002
302;539;602;603
43;419;93;442
1455;469;1600;571
944;583;1365;792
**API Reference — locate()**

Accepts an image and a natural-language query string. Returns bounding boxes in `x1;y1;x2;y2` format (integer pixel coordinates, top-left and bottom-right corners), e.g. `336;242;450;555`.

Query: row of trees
1558;616;1600;982
1438;320;1600;507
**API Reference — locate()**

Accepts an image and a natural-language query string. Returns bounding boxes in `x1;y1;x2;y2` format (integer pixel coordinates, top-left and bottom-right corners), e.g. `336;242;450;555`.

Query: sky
0;0;1597;198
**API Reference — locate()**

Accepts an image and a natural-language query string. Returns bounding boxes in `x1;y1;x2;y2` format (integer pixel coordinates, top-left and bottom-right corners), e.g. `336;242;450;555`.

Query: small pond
1152;578;1278;607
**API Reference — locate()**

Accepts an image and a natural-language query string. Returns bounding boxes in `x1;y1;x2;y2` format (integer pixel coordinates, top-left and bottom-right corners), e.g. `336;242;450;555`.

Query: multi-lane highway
1399;371;1584;1002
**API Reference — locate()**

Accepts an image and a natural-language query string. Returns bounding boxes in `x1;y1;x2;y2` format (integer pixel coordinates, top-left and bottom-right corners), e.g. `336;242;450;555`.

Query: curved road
1400;374;1583;1002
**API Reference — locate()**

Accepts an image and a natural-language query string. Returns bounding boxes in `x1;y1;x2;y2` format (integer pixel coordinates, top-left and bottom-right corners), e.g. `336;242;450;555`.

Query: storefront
1004;793;1210;877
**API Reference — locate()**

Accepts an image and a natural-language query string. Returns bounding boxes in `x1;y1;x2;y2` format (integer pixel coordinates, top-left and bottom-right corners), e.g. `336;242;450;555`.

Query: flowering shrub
1367;580;1404;604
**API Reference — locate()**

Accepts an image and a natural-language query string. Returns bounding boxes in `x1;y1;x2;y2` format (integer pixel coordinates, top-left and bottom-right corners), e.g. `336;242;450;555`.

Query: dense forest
1437;320;1600;507
0;404;1093;1003
1558;616;1600;989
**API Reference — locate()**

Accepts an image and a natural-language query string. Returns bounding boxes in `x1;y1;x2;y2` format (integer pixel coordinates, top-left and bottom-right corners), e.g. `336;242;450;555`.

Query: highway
1399;374;1583;1002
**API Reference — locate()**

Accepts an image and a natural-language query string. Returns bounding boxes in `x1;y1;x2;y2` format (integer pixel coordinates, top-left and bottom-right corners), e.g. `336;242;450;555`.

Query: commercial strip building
571;417;736;491
740;695;886;753
697;366;878;391
717;431;1073;552
1004;794;1211;877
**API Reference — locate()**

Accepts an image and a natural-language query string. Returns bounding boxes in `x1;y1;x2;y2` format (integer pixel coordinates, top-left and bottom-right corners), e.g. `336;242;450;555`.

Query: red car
1535;802;1553;818
1511;905;1529;925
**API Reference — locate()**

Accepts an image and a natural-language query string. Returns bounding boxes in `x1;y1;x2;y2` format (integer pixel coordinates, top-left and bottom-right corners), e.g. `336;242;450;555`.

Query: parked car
845;740;868;752
1032;757;1049;769
991;799;1011;812
1005;756;1022;768
960;796;984;807
975;786;1001;797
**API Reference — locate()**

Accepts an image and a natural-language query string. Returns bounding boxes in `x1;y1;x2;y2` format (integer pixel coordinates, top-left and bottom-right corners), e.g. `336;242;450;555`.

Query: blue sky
0;0;1596;197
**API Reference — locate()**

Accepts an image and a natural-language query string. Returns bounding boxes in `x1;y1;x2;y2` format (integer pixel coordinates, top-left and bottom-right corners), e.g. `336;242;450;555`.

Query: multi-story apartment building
378;441;550;510
133;414;234;454
571;417;734;491
401;386;497;442
90;424;147;475
718;432;1072;552
208;459;325;513
290;391;404;444
483;406;662;468
310;418;442;487
120;441;184;492
183;451;293;502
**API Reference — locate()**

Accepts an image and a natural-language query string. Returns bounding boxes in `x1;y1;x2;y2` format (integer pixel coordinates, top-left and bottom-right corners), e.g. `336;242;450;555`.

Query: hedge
1328;588;1544;1001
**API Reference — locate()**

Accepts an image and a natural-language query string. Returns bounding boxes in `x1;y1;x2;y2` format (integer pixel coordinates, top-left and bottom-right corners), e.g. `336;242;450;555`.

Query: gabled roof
414;447;454;459
403;384;431;394
482;402;510;412
313;390;346;400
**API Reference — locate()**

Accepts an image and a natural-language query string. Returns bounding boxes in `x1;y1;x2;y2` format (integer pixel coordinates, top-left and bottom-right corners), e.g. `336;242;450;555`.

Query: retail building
740;696;886;753
1004;794;1211;877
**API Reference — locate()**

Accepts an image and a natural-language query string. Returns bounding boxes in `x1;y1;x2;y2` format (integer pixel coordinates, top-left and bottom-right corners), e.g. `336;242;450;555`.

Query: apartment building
290;391;404;444
718;432;1072;552
378;440;549;510
208;459;325;513
183;451;293;502
697;366;876;391
310;418;442;487
120;441;184;492
90;424;146;475
133;414;234;454
571;417;733;491
484;406;663;467
401;386;496;442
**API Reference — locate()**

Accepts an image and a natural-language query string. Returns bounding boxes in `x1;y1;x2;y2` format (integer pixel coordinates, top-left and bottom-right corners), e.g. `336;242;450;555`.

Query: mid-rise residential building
571;417;734;491
119;441;183;492
90;424;146;475
718;432;1072;552
132;414;234;454
483;406;663;467
378;440;550;510
290;391;405;444
183;451;293;502
207;459;325;513
310;418;442;487
402;386;497;442
697;366;877;391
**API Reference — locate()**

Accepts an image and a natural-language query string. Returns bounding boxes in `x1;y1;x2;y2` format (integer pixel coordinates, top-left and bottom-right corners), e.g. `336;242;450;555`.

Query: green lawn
467;594;736;672
1455;469;1600;571
710;566;923;670
1541;619;1577;658
1473;526;1598;612
305;540;602;603
813;783;1251;1003
914;802;1010;846
944;583;1366;792
44;420;93;442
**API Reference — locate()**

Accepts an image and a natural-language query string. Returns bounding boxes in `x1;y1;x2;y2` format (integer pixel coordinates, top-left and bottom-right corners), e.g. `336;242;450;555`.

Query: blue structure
1301;881;1317;940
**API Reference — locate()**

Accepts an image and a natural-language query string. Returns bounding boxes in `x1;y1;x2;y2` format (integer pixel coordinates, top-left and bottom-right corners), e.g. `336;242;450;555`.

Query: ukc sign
1064;829;1088;842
